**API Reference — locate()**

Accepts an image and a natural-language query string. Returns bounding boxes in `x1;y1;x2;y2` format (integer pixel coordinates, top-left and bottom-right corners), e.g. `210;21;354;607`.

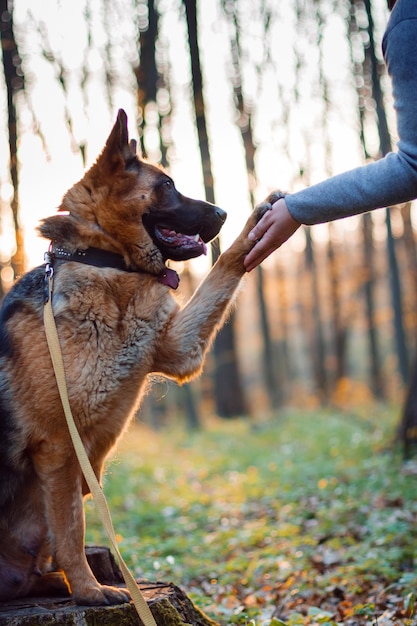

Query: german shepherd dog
0;110;266;606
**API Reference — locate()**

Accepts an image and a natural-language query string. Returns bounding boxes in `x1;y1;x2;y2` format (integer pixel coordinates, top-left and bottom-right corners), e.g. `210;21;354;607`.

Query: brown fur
0;110;266;605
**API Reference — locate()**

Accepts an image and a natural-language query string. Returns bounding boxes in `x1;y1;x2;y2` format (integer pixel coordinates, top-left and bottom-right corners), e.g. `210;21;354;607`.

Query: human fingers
244;198;300;271
244;244;277;272
247;206;274;243
244;221;284;270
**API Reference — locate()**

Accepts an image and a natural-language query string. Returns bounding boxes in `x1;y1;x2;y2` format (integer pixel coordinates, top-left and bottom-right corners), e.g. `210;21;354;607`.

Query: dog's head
39;109;227;275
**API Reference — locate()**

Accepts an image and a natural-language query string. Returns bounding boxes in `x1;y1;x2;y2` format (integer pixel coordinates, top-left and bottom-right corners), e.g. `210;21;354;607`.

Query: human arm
244;1;417;270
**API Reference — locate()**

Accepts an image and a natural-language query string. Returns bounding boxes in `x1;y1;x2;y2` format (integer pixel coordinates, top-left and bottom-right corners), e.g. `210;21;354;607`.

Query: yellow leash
43;269;157;626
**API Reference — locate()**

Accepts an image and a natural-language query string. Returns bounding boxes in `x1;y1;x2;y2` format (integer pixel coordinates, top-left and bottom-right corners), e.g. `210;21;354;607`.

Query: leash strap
43;272;157;626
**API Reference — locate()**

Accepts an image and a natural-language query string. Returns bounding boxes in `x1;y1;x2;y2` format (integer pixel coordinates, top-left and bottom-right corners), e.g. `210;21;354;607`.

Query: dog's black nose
216;207;227;223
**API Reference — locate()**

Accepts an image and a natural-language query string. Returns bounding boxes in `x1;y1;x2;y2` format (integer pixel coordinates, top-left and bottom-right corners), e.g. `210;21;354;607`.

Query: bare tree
315;0;348;388
183;0;247;418
133;0;201;428
0;0;25;281
221;0;283;408
348;0;385;399
362;0;409;384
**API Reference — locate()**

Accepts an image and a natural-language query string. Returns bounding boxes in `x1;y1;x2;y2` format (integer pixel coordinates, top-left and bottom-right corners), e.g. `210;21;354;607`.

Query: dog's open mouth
154;227;207;257
142;200;226;262
146;225;207;261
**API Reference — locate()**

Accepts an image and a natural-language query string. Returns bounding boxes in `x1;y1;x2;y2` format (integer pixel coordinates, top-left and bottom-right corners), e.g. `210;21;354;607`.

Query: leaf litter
84;408;417;625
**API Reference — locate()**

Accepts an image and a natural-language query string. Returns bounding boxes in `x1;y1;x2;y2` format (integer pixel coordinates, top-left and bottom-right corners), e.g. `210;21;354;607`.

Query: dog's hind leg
27;571;70;598
32;443;130;606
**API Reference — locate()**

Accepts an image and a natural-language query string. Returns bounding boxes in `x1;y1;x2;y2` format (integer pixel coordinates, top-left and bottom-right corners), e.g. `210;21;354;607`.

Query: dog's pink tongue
158;228;207;255
158;267;180;289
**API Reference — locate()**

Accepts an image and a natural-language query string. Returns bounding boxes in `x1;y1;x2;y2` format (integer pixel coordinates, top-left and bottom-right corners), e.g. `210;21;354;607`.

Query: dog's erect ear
114;109;137;160
93;109;138;175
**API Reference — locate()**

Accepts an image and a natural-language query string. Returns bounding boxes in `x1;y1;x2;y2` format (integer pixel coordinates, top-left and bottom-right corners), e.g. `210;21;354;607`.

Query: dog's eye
164;180;173;188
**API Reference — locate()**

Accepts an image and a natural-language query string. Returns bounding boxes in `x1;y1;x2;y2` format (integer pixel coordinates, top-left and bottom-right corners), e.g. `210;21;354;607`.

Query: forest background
2;0;417;447
2;1;417;624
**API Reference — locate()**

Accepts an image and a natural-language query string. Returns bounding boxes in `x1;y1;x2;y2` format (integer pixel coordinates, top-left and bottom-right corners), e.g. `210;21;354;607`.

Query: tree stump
0;547;219;626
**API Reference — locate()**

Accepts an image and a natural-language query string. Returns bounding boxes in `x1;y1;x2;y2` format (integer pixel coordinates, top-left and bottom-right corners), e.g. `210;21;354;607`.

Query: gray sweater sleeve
285;0;417;226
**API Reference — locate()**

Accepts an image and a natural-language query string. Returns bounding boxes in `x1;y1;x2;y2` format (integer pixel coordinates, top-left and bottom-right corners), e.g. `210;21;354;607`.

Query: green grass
85;408;417;625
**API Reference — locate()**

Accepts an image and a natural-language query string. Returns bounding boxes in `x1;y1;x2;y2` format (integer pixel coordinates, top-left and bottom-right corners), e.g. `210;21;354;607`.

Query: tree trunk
385;208;409;383
362;213;385;399
327;225;348;386
349;1;387;400
133;0;201;428
221;0;281;409
400;203;417;292
363;0;409;384
400;202;417;337
183;0;247;418
398;360;417;458
133;0;158;159
0;0;25;279
304;228;328;403
314;2;348;392
181;383;201;431
273;263;292;400
256;266;283;406
358;0;413;451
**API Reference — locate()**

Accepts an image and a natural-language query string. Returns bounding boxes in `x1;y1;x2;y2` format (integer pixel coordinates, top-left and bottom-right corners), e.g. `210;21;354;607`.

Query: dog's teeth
194;234;200;242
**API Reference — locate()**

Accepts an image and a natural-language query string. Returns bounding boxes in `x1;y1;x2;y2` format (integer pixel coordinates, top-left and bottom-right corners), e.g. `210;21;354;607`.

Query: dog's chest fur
50;264;178;422
1;263;178;444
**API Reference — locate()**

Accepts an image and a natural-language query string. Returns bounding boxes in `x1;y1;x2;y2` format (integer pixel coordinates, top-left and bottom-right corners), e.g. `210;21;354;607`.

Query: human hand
244;193;300;272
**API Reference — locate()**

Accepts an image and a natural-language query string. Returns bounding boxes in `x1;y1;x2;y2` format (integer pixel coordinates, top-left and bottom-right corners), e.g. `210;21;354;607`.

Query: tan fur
0;110;266;605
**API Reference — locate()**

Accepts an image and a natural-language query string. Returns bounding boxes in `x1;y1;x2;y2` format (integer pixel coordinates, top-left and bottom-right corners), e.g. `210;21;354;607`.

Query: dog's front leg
153;203;267;381
32;443;130;606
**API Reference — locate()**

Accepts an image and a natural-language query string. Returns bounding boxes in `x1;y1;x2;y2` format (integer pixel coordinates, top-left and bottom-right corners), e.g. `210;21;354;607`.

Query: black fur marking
0;267;45;508
0;384;24;508
0;324;13;359
125;155;141;172
0;267;45;327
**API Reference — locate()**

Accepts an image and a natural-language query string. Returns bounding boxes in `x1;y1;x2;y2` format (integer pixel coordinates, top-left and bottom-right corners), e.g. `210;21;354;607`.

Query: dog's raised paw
266;190;287;206
253;191;287;224
254;200;273;222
